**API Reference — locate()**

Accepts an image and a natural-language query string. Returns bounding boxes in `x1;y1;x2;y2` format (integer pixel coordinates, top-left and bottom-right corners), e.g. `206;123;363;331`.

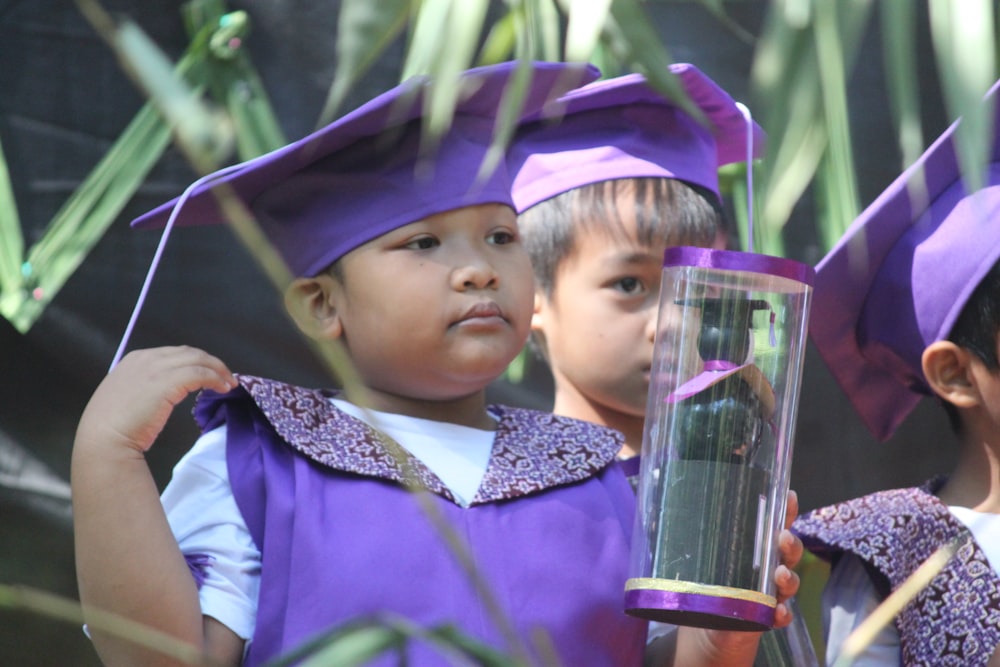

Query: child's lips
454;301;506;326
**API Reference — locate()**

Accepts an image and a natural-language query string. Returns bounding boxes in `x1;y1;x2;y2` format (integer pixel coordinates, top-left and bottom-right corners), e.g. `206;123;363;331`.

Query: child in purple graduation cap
71;61;661;667
794;80;1000;666
507;65;806;665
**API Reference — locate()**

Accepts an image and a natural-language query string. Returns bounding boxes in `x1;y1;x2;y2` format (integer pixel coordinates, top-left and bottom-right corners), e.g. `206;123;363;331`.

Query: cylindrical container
625;247;813;631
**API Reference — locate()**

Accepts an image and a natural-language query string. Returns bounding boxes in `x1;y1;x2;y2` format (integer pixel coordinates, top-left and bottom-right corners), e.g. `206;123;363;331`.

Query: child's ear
531;290;547;334
922;340;978;408
284;274;343;340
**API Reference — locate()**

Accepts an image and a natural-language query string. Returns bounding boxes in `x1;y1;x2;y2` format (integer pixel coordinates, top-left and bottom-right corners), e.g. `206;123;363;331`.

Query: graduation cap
507;63;765;213
666;296;777;421
810;79;1000;441
685;296;772;364
131;60;599;278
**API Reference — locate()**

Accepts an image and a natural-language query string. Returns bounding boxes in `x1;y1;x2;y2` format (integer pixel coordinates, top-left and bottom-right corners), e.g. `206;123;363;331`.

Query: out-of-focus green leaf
112;17;235;171
523;0;562;62
690;0;755;45
181;4;288;156
319;0;410;127
0;134;24;304
398;0;491;157
813;0;867;245
487;0;563;65
815;152;855;253
880;0;923;172
608;0;697;121
432;624;531;667
0;584;222;667
264;615;528;667
561;0;613;62
751;5;825;253
724;162;757;253
928;0;997;193
2;0;283;332
751;0;871;254
401;0;451;80
295;625;403;667
479;9;518;64
503;345;530;384
5;98;173;332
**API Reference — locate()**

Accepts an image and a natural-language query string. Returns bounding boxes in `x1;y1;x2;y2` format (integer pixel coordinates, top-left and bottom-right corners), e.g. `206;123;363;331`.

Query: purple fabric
809;78;1000;441
508;64;765;212
195;376;646;666
793;481;1000;666
624;587;773;631
666;362;749;403
662;246;815;285
182;553;213;590
618;455;641;480
131;61;599;277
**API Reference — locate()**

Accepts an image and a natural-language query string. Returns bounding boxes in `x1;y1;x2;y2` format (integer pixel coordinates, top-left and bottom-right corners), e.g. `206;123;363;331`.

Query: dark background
0;1;955;664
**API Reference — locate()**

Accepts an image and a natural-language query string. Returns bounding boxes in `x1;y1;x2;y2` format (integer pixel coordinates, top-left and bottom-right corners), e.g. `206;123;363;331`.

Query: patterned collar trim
236;375;623;505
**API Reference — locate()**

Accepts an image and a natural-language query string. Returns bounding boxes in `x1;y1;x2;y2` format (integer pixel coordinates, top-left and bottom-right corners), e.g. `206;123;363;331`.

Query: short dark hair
519;177;726;297
941;259;1000;432
517;177;726;357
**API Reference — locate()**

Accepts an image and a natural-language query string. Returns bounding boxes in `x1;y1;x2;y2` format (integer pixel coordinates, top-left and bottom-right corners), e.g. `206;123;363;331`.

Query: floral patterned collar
234;375;623;506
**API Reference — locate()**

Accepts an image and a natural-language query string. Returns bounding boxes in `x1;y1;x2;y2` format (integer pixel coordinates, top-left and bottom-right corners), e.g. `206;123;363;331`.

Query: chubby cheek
507;276;537;337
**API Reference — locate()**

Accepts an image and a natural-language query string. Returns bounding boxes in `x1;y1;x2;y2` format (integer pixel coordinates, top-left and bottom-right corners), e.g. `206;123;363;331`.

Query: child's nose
452;254;499;290
645;309;658;343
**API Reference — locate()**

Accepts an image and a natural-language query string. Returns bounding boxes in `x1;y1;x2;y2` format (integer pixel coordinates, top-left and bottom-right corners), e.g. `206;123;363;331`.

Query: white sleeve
822;553;901;667
161;426;260;640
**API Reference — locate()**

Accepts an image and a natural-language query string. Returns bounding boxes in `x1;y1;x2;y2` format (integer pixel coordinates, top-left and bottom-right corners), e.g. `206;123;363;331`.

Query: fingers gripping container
625;247;813;631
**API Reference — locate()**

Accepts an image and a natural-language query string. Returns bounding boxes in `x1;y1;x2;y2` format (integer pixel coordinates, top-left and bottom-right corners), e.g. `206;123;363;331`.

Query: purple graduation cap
507;62;766;212
810;79;1000;442
131;61;599;278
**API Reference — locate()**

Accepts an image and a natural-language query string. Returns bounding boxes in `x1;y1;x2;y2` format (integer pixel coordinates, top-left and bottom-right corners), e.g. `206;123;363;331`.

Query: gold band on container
625;577;776;608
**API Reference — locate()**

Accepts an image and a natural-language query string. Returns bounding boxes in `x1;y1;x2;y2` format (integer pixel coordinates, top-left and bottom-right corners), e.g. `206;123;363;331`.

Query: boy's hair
941;259;1000;432
519;177;725;297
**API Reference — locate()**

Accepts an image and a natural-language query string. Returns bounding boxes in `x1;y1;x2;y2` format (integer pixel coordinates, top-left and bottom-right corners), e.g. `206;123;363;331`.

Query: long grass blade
561;0;613;63
832;535;965;667
524;0;562;62
0;584;226;667
812;0;868;246
318;0;410;127
928;0;997;193
0;133;24;299
750;0;873;254
401;0;453;81
479;8;518;64
425;0;491;143
7;101;173;332
880;0;923;172
608;0;692;119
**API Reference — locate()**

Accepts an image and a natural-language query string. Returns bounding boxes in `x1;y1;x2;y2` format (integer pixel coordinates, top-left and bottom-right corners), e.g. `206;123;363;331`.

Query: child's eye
487;230;517;246
614;277;644;295
404;236;439;250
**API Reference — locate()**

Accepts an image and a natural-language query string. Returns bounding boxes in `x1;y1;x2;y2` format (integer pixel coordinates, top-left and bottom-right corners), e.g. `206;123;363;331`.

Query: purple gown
193;375;647;666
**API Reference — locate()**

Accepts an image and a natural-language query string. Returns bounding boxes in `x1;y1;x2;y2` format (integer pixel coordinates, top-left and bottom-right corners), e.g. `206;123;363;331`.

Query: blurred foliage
0;0;285;333
2;0;997;328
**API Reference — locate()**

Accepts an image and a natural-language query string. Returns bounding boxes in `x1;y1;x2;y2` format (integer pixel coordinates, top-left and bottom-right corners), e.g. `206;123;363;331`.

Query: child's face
330;203;534;401
535;207;725;423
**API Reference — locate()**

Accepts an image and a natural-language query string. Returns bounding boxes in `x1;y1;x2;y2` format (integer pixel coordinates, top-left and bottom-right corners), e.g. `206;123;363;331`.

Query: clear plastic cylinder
625;247;813;631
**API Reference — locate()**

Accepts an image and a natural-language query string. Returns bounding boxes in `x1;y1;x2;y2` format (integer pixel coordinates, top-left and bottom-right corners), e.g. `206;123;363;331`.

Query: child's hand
772;489;804;628
76;346;236;455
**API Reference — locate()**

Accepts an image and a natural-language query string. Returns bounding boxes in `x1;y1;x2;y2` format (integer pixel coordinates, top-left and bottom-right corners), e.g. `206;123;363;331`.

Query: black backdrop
0;1;957;664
